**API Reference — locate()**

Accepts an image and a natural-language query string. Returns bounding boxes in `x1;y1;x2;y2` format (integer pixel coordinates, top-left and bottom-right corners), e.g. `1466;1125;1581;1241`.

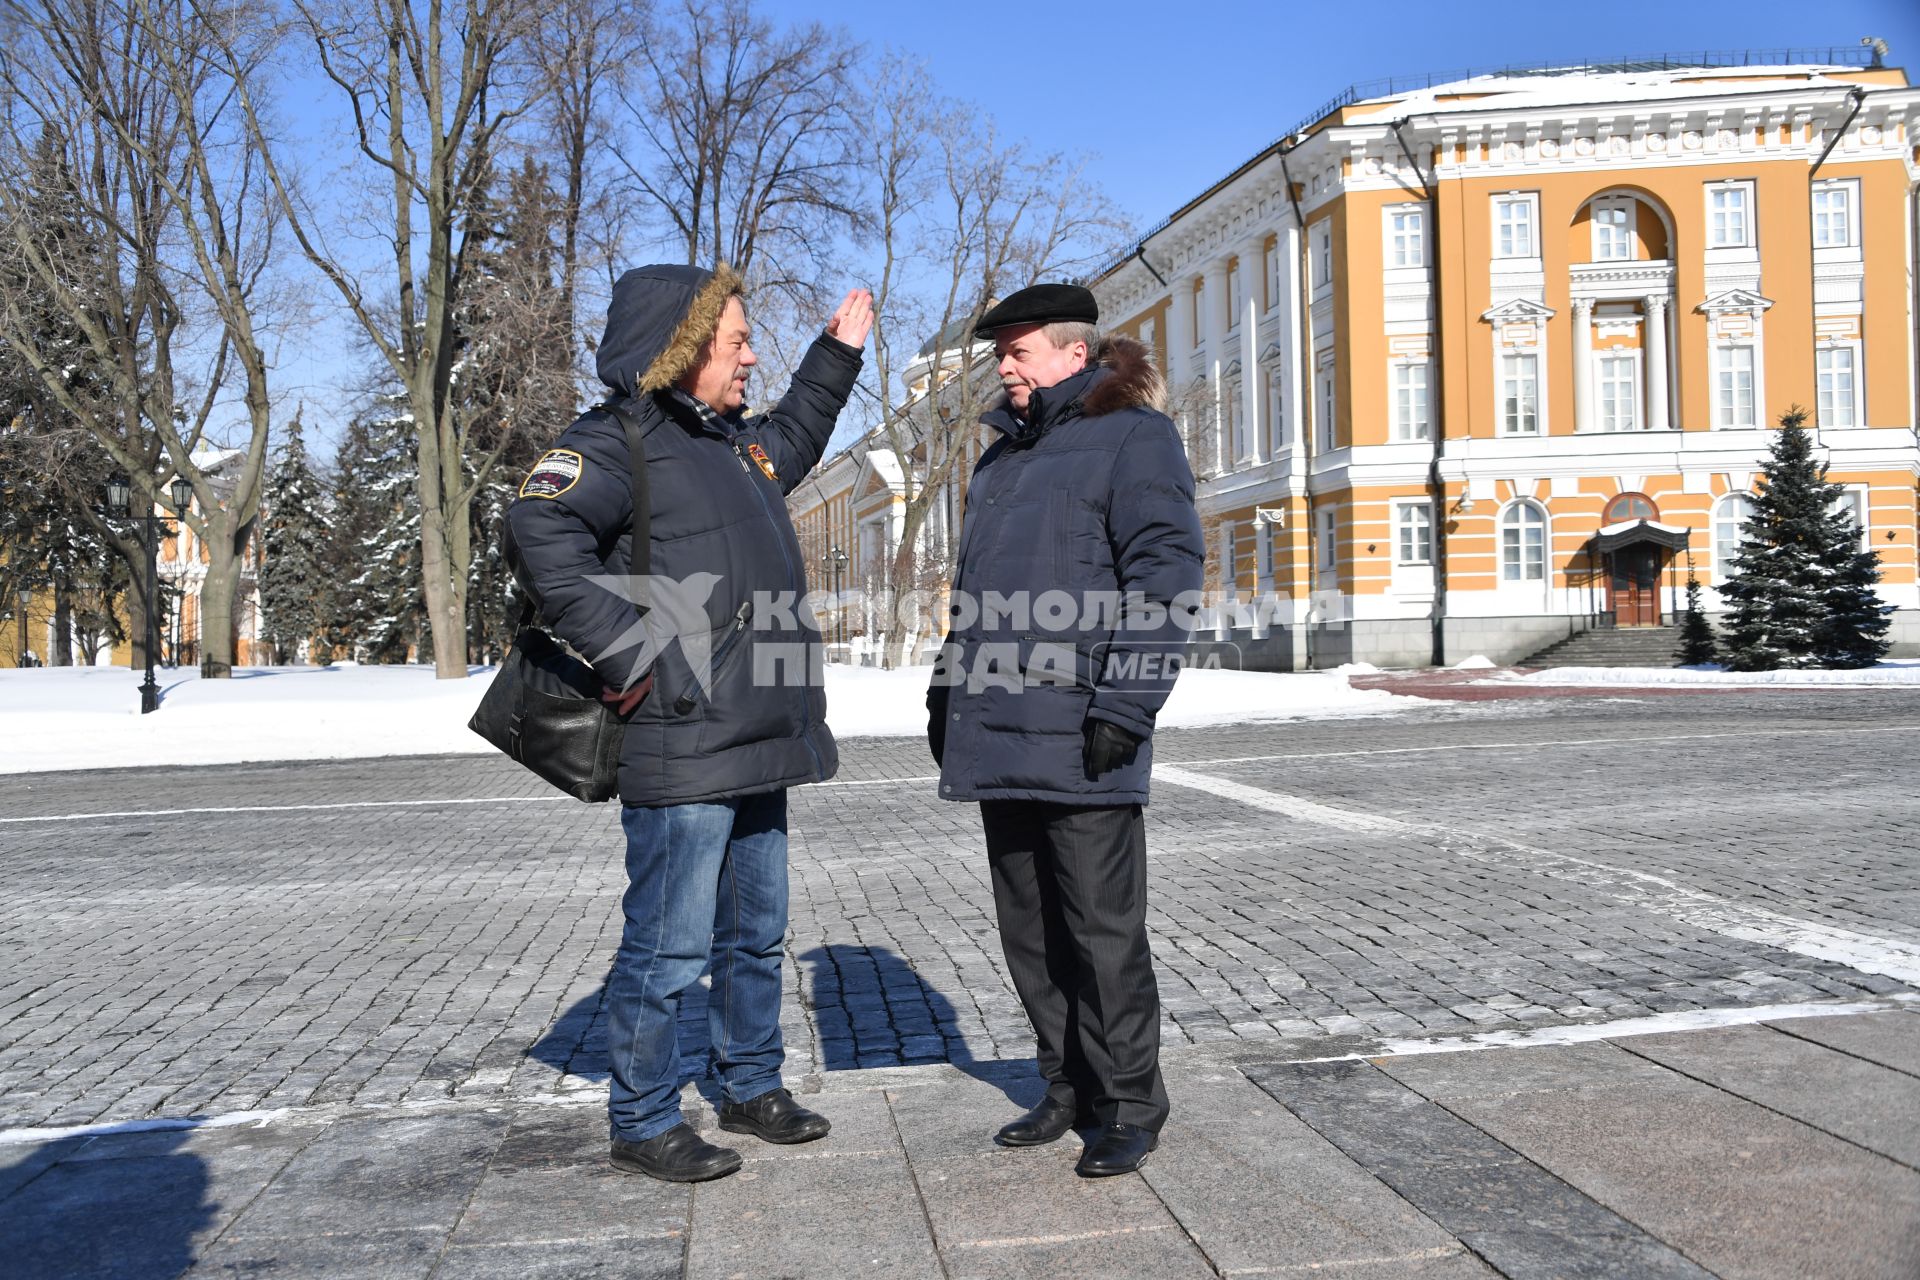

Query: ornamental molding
1480;298;1557;324
1695;288;1774;316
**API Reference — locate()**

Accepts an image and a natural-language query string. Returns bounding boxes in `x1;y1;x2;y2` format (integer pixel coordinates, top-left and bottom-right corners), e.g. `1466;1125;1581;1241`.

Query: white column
1571;297;1594;434
1645;295;1670;431
1240;233;1266;465
1203;257;1231;473
1275;223;1304;458
1164;271;1195;456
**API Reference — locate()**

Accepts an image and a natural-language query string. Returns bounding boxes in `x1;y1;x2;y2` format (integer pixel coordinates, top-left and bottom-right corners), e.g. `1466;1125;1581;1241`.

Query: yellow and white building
1093;52;1919;667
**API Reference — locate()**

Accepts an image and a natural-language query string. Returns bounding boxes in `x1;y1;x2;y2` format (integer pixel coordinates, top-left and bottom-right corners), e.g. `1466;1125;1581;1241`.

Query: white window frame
1312;221;1334;290
1499;352;1540;436
1316;507;1338;578
1594;350;1642;432
1227;261;1244;331
1383;204;1426;269
1816;342;1860;428
1706;181;1755;250
1492;193;1538;259
1394;501;1433;566
1227;378;1249;464
1389;359;1432;442
1811;179;1858;251
1713;344;1759;429
1590;196;1635;261
1500;501;1548;583
1263;239;1281;312
1713;492;1757;583
1829;485;1870;552
1264;370;1284;458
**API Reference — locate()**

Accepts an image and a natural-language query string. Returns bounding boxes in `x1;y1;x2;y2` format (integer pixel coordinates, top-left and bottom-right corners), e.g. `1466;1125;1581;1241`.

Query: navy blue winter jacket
929;336;1204;805
507;264;860;806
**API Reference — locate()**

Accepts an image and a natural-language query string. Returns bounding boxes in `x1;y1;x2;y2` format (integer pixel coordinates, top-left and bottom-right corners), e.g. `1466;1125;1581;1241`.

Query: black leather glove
1083;718;1142;779
926;686;948;766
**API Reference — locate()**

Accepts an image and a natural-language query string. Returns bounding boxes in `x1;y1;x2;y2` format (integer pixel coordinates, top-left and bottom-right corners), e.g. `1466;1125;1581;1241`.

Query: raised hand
825;288;874;350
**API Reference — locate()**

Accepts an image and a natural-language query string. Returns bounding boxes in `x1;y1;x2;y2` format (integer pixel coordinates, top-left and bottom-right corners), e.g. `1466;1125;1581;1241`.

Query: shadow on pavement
0;1128;213;1279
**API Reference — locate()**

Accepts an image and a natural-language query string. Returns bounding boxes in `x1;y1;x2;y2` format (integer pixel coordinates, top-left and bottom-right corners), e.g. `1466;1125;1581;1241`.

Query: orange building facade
1094;55;1919;667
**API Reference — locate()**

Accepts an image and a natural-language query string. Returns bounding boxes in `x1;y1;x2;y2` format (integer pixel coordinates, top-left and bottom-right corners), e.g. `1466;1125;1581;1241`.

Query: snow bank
0;662;1409;774
1453;655;1498;670
1509;660;1920;688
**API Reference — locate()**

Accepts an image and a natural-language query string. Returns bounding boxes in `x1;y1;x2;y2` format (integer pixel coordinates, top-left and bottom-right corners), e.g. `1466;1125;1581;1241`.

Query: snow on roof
1597;518;1691;539
188;446;245;472
1341;63;1896;122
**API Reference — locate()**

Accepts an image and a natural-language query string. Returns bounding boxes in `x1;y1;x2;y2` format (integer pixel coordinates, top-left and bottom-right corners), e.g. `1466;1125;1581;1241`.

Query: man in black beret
928;283;1204;1176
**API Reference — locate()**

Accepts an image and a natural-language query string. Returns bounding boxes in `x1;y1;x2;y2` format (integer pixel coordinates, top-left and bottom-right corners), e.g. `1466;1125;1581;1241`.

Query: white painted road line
1153;765;1920;989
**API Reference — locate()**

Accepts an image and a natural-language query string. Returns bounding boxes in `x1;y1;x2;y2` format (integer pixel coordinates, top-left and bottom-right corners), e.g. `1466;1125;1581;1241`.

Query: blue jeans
608;789;790;1141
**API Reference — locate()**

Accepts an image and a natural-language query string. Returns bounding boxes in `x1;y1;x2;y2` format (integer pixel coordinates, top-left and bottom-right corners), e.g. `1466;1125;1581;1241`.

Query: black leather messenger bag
468;407;650;802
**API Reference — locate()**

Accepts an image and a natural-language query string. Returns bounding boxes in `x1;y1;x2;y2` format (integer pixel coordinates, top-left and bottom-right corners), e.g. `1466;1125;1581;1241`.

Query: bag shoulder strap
602;401;652;580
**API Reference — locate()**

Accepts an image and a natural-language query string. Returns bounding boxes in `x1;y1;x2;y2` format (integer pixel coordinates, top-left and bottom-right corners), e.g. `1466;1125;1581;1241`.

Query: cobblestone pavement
2;689;1917;1133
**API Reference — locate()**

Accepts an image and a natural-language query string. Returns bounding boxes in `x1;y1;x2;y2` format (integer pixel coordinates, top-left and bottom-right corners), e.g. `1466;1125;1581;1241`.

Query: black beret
975;283;1098;337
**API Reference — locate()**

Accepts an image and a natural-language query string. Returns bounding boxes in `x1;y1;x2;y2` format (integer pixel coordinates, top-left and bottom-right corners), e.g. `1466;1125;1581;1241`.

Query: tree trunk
198;529;240;678
52;582;73;667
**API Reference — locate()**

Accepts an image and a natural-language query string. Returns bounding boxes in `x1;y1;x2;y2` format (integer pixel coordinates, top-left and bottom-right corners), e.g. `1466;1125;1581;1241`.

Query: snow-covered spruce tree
1718;406;1890;671
258;413;330;663
1675;562;1717;666
324;396;427;663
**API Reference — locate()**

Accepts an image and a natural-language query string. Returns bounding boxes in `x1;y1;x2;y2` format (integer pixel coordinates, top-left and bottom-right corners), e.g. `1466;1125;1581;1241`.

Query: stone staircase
1521;625;1683;669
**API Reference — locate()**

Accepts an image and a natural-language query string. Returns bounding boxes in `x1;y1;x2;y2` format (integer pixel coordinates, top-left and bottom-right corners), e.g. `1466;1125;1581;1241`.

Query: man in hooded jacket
509;264;871;1182
927;283;1204;1177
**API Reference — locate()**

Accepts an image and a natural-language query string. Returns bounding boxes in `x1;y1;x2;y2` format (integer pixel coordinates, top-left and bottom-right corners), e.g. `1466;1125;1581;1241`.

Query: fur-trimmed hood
596;263;744;397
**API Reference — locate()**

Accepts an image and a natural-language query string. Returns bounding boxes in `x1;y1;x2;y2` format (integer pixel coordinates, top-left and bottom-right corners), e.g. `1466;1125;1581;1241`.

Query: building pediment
855;449;906;504
1695;289;1773;316
1480;298;1556;324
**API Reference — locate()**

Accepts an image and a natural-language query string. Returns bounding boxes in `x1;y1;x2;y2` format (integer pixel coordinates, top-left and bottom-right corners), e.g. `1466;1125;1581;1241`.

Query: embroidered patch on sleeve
519;449;584;499
745;442;779;483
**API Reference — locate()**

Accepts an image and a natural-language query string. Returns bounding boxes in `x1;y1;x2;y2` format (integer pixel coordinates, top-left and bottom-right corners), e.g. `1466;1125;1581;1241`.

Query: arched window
1605;492;1658;524
1714;494;1757;581
1501;502;1547;582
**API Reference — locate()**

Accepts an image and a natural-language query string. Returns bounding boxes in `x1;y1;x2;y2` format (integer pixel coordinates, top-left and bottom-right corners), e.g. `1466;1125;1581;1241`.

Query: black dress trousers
980;799;1169;1132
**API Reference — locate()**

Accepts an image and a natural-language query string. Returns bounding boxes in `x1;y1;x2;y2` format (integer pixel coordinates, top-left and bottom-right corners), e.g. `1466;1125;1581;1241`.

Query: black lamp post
828;546;849;651
108;474;192;713
15;587;28;668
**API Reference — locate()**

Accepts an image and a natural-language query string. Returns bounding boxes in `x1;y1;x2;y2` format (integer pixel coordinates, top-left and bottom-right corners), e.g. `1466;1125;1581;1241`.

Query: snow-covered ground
1503;660;1920;688
0;662;1406;775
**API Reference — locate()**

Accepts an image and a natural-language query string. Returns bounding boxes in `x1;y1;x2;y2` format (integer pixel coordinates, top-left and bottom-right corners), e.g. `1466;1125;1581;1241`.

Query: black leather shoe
1075;1122;1158;1176
718;1087;831;1144
995;1096;1080;1148
610;1124;742;1182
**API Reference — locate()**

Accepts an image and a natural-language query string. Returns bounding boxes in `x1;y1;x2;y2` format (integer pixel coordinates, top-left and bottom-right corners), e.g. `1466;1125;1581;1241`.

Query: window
1829;489;1868;551
1715;493;1756;578
1714;346;1757;428
1591;198;1633;261
1316;365;1337;451
1596;353;1640;432
1228;381;1249;463
1501;503;1546;582
1817;346;1856;427
1812;182;1854;249
1385;206;1425;268
1395;502;1433;566
1708;184;1750;248
1189;286;1202;347
1392;360;1431;441
1494;196;1535;258
1605;493;1658;523
1500;353;1539;435
1264;240;1281;311
1312;222;1333;288
1228;262;1244;329
1317;507;1338;574
1265;372;1283;455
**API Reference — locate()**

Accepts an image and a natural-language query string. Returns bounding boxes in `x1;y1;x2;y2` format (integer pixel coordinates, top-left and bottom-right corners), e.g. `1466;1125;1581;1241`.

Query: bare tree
857;60;1127;667
610;0;861;299
0;0;280;677
218;0;554;677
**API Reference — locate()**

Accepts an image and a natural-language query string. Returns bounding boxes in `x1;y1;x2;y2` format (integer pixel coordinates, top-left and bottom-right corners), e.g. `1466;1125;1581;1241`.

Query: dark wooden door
1608;546;1662;626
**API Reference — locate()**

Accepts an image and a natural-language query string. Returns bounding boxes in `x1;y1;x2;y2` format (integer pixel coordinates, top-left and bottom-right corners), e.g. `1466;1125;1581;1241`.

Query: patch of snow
1453;655;1499;670
1509;661;1920;688
0;662;1413;774
1325;661;1382;676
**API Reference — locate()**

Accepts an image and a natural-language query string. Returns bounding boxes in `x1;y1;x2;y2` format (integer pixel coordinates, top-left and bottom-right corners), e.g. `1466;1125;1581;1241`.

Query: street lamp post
829;547;849;651
15;588;28;668
108;474;193;713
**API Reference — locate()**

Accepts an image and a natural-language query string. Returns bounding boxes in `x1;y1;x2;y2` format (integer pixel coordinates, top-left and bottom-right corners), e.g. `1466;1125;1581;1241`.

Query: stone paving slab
3;1016;1916;1277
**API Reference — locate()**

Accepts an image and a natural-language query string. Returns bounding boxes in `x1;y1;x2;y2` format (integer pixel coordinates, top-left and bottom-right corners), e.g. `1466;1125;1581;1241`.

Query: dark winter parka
507;264;860;807
928;337;1204;805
